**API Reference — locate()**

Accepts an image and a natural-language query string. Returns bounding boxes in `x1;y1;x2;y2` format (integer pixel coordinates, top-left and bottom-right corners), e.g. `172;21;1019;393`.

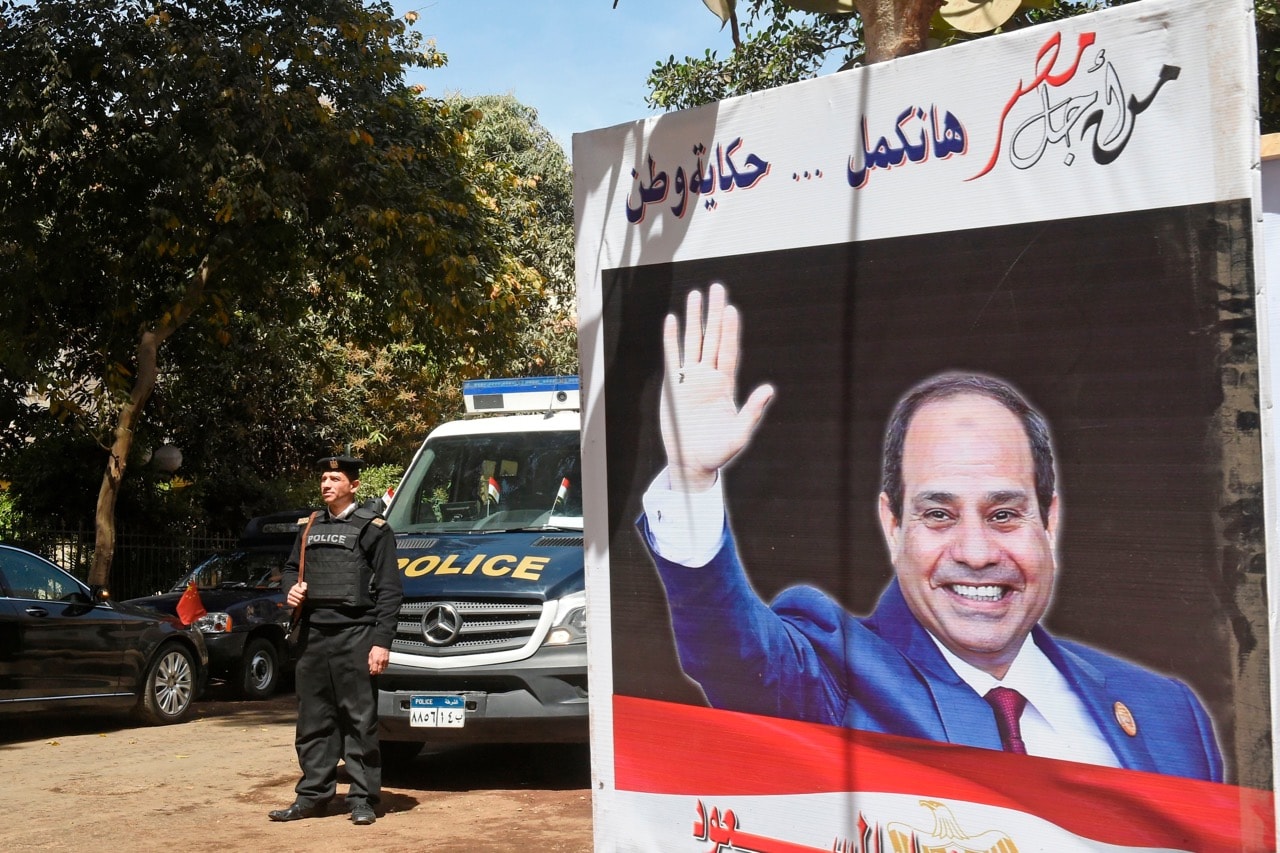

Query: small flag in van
487;476;501;503
554;478;570;507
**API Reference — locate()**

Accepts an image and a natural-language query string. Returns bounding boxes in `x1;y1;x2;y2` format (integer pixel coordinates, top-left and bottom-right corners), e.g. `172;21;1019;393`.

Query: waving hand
659;283;774;493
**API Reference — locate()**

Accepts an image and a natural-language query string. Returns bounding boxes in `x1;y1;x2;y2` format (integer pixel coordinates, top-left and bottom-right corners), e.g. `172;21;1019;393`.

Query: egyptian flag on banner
176;581;206;625
612;696;1276;852
487;476;501;503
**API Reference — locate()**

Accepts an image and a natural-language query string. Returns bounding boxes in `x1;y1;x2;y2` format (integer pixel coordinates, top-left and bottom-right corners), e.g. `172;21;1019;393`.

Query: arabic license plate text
410;695;465;728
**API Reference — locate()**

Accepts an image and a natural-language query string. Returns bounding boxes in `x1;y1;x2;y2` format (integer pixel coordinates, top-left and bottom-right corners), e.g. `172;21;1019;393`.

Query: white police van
375;376;585;762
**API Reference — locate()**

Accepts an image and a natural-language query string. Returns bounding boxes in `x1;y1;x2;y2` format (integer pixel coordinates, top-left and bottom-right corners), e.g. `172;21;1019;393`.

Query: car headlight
193;612;233;634
544;592;586;646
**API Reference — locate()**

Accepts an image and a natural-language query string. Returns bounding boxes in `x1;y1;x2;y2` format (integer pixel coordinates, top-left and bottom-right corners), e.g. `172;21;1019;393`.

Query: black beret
316;455;363;477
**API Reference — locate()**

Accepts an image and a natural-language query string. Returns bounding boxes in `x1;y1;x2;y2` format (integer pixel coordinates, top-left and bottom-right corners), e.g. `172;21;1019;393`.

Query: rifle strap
289;511;321;631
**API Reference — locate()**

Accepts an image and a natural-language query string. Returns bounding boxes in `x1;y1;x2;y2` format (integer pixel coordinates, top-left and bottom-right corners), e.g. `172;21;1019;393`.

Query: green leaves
0;0;558;542
649;1;859;110
446;94;576;376
654;0;1267;110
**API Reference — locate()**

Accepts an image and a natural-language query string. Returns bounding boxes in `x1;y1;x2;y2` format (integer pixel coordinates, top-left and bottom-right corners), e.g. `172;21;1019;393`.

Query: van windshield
386;430;582;534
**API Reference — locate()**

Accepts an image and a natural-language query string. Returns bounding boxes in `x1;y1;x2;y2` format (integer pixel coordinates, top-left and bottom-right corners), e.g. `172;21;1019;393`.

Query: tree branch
89;255;217;586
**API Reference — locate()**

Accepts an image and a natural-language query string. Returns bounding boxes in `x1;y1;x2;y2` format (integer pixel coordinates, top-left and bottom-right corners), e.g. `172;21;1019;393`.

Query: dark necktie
984;686;1028;754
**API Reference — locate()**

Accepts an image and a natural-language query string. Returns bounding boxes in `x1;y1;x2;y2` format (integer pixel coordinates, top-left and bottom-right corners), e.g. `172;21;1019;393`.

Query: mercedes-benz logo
421;603;463;646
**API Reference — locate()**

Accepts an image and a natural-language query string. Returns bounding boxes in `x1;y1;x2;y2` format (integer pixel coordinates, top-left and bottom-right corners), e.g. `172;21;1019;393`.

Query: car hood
110;596;190;623
124;588;282;616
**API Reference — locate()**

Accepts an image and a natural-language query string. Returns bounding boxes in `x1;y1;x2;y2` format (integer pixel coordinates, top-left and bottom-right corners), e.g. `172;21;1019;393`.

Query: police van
375;376;585;761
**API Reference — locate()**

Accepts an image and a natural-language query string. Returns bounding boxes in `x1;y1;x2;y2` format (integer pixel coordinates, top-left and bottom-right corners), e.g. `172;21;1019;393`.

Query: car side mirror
89;585;111;603
60;589;97;614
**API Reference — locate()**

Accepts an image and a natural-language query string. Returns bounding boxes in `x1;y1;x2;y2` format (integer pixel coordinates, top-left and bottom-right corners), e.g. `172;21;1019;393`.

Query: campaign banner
574;1;1274;849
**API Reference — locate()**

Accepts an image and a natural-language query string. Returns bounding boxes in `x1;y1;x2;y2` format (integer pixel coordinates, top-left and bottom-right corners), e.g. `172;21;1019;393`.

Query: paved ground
0;684;594;852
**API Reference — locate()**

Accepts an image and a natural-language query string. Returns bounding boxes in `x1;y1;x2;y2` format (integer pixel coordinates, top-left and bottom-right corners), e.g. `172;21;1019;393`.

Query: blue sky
393;1;739;151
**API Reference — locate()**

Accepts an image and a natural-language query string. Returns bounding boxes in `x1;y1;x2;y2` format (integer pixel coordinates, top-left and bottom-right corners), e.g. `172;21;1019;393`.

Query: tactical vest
302;510;376;607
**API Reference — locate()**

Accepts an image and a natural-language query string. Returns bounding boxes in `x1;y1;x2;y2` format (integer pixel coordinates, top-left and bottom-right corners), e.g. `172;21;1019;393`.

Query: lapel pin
1114;701;1138;737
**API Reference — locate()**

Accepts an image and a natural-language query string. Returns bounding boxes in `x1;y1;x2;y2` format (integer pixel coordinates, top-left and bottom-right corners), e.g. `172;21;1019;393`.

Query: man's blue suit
640;517;1224;783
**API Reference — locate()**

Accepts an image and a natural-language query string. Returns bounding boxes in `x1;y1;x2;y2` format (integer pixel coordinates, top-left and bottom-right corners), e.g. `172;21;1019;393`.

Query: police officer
269;455;402;826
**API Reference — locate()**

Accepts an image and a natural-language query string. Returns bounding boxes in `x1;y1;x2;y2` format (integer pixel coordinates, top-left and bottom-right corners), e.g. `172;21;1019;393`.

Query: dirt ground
0;683;594;852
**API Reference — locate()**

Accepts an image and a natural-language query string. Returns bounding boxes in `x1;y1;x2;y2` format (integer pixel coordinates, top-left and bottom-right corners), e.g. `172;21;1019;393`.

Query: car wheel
237;637;280;700
381;740;424;771
137;643;197;725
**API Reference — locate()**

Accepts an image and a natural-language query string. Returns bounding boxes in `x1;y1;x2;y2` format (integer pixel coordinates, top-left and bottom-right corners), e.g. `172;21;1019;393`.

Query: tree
647;1;862;109
152;94;578;526
645;1;1211;113
0;0;542;585
687;0;930;68
66;93;578;538
456;94;577;376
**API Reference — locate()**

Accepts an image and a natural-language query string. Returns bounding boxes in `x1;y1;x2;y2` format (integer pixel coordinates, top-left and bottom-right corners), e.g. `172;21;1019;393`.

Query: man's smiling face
878;393;1059;679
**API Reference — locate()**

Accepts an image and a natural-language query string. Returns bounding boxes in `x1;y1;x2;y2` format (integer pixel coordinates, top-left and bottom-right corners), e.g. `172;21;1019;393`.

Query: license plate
409;695;465;728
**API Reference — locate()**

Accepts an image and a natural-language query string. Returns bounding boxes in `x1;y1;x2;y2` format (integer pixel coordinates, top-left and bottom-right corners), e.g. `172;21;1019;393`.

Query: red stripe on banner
614;695;1275;851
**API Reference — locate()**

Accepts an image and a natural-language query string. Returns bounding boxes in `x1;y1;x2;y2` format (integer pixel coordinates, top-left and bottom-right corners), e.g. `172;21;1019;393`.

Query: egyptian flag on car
176;581;206;625
553;477;570;509
487;476;501;503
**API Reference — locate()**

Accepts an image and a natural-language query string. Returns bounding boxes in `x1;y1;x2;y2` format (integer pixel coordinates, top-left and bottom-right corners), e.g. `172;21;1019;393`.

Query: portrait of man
636;283;1224;783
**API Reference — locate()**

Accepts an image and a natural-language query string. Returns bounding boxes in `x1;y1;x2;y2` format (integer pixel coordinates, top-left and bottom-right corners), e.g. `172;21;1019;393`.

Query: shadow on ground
382;742;591;792
1;679;592;798
0;678;298;745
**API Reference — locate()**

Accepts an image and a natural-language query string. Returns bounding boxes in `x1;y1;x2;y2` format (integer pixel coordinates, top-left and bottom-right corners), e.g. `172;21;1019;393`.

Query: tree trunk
857;0;944;64
89;330;161;588
88;258;214;589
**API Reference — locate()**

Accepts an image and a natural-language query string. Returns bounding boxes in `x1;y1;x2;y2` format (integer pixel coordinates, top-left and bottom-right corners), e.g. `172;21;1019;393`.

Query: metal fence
0;523;237;601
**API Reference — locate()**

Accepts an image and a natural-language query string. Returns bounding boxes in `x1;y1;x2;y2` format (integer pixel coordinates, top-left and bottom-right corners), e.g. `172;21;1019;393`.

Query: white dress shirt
641;467;727;566
932;634;1120;767
328;501;357;521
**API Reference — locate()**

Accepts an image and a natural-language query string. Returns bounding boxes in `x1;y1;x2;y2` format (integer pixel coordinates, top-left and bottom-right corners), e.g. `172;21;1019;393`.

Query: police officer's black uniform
271;455;402;824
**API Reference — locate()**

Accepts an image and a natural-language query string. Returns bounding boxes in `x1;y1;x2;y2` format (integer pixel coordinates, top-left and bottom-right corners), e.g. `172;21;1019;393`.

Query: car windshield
171;551;285;592
386;429;582;534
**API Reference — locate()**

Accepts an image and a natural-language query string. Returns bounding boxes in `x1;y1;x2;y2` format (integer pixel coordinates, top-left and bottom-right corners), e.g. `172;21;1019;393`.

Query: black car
125;509;311;699
0;544;209;725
